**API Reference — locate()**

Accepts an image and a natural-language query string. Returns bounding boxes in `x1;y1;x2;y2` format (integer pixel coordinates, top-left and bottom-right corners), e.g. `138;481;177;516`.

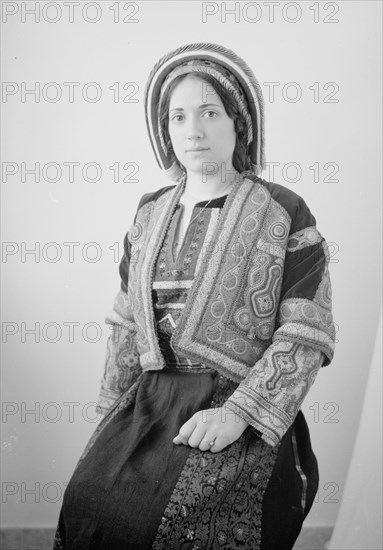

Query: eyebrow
169;103;222;113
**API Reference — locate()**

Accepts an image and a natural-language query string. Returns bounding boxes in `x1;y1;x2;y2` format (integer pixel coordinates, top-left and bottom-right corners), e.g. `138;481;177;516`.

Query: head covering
144;42;265;182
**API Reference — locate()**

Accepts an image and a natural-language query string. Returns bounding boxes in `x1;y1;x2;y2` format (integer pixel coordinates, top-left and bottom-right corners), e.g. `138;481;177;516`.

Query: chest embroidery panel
153;199;227;368
158;201;224;277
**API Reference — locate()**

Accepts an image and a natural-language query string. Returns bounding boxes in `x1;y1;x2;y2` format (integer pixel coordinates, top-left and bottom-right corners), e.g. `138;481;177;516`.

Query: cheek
171;135;183;153
169;123;182;140
168;127;179;150
215;119;235;141
169;133;186;160
218;125;236;151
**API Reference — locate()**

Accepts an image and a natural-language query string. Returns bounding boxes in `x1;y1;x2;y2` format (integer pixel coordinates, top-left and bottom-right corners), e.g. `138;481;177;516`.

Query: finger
187;423;207;448
199;434;216;452
172;434;188;445
209;435;228;453
172;415;197;445
209;440;220;453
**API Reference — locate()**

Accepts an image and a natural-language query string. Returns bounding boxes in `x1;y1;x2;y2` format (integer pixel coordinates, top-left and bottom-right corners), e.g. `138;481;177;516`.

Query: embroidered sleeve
96;210;143;415
224;204;336;447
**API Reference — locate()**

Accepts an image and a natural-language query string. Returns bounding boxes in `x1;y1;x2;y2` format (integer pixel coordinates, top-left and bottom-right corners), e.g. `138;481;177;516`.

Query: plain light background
328;308;382;549
1;0;382;532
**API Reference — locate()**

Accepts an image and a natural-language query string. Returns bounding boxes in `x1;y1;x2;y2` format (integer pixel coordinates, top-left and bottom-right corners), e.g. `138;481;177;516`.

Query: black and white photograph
1;1;382;549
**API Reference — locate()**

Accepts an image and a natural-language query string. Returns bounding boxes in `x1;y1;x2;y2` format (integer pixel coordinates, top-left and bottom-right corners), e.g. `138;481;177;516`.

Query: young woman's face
167;75;236;177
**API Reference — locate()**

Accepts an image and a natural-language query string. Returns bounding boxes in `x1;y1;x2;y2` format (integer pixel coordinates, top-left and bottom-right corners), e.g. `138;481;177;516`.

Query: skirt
53;366;319;550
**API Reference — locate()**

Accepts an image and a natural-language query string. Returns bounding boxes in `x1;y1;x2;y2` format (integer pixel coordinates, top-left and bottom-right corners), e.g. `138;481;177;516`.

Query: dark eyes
171;111;217;122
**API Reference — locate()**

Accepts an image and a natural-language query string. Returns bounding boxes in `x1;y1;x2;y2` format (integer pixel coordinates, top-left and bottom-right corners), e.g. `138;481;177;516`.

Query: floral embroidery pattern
152;374;279;550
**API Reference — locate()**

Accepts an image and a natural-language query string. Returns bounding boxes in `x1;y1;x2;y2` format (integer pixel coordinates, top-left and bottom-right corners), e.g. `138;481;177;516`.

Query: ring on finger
203;436;215;447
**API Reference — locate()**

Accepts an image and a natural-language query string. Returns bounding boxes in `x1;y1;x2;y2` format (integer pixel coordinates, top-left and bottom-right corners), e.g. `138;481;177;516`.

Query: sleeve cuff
96;387;121;416
224;389;289;447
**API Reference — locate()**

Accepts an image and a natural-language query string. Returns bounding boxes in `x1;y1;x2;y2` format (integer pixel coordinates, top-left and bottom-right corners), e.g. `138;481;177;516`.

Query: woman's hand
172;406;249;453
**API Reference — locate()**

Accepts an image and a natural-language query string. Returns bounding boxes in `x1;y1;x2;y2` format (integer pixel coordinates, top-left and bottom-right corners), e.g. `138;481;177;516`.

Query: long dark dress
53;194;319;550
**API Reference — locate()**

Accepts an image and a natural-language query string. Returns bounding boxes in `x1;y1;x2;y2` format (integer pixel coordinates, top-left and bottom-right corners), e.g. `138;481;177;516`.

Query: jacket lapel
138;179;185;369
138;175;267;373
172;178;271;380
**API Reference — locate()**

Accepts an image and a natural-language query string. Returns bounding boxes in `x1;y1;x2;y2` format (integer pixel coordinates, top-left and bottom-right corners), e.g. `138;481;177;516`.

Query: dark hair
158;72;253;174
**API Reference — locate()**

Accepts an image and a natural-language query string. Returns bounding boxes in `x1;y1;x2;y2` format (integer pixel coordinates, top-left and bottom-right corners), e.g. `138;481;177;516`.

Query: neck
182;167;241;201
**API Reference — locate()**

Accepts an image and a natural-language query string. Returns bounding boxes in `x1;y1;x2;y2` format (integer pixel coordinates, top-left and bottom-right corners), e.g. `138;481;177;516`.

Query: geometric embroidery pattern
287;226;322;252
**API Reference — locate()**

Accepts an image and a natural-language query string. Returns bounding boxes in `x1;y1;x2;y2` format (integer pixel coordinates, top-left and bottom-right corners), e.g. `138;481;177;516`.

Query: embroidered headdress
144;43;265;182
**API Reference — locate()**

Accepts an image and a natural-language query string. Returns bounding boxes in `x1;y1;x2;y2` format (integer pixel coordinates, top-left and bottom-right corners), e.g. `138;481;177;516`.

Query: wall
328;309;382;550
1;0;382;530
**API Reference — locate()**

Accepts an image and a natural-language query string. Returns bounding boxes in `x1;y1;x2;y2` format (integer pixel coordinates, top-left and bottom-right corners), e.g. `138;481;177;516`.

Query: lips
186;148;209;152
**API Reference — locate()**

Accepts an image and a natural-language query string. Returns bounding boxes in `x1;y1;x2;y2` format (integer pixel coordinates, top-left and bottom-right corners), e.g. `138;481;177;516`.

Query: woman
53;43;335;550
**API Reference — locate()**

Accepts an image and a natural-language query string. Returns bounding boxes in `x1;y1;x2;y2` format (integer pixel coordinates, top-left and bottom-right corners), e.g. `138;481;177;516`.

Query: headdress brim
144;43;265;182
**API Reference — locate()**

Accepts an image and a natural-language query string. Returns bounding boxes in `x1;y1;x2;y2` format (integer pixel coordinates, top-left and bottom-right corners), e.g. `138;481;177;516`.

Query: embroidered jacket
97;175;336;447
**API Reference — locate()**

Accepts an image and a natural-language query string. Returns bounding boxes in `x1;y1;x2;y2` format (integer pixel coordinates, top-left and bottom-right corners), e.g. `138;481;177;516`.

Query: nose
186;114;204;141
